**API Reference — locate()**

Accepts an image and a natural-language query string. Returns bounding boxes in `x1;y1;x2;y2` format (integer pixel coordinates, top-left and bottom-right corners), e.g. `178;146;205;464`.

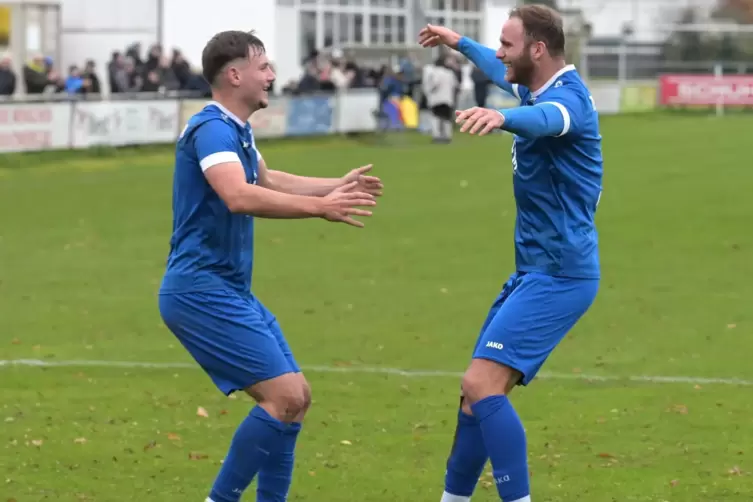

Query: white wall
482;0;515;49
274;3;301;88
59;0;158;76
161;0;277;73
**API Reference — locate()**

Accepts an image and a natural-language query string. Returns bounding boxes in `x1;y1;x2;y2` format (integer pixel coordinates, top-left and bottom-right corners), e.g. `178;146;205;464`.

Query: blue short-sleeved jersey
508;66;603;279
159;102;262;294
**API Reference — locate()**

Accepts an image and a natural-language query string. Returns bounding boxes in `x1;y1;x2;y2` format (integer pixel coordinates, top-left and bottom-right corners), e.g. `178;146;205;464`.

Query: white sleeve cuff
200;151;241;172
543;101;571;136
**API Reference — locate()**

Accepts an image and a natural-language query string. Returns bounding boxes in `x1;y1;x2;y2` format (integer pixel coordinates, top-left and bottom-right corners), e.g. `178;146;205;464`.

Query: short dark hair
509;4;565;57
201;30;266;85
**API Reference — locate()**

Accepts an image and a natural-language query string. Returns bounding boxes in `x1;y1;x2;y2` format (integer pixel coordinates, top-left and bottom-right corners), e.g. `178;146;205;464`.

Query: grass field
1;114;752;502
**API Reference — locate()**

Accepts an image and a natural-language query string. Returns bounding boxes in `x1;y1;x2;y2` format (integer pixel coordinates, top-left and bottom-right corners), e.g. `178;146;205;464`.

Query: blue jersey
457;39;603;280
160;102;262;294
508;66;602;279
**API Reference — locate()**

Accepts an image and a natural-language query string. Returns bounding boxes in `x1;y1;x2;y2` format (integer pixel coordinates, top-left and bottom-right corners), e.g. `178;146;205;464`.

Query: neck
527;58;567;95
210;90;257;122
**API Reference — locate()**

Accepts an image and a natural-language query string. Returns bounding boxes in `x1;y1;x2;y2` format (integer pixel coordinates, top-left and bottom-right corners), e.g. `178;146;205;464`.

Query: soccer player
418;5;602;502
158;30;382;502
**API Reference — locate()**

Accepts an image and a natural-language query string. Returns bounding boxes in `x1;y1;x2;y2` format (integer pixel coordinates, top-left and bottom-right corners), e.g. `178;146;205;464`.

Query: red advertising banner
659;74;753;106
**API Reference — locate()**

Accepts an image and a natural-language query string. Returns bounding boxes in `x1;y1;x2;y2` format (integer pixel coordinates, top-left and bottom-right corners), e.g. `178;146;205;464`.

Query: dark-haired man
158;30;382;502
419;5;603;502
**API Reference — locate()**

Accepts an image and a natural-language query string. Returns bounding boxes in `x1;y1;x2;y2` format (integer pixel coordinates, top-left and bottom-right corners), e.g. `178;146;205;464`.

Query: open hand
341;164;383;197
320;181;377;228
418;24;461;49
455;108;504;136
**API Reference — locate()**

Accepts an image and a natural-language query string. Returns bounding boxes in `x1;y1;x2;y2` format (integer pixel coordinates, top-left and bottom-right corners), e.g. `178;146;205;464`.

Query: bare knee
461;358;522;406
245;373;311;422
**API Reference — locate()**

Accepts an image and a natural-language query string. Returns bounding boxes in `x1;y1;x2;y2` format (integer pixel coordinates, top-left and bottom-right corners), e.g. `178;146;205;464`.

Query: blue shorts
472;272;599;385
158;290;300;395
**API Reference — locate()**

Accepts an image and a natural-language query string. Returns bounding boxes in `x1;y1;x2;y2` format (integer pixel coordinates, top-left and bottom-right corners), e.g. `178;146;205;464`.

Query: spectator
113;56;141;93
171;49;192;89
141;69;161;92
108;51;122;92
23;54;59;94
157;55;180;91
83;59;101;94
65;65;84;94
0;55;16;96
328;49;353;91
297;61;320;94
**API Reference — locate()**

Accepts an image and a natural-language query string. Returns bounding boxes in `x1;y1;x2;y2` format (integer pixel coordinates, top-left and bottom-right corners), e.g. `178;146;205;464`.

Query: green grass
1;115;752;501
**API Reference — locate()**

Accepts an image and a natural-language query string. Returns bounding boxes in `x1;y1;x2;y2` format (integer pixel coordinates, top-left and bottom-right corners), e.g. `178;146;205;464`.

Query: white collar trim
531;64;576;98
207;100;246;127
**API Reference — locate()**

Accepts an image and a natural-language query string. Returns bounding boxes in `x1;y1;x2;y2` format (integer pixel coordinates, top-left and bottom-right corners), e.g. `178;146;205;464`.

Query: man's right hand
318;181;376;228
418;24;462;50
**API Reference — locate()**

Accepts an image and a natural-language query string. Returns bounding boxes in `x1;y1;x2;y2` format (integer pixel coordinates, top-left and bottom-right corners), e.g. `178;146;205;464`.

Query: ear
531;40;547;60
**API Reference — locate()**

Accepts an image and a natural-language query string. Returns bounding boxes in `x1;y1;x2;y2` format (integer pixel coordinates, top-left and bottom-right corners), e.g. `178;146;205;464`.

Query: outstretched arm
194;120;376;226
456;37;519;99
260;158;346;196
260;157;383;198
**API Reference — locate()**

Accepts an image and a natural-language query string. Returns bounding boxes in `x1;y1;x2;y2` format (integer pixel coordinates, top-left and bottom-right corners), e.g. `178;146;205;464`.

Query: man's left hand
455;108;504;136
341;164;383;197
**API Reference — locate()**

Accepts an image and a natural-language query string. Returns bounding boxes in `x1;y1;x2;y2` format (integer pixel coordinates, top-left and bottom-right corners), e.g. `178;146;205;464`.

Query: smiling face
496;17;537;87
226;47;276;110
495;6;566;88
202;31;275;111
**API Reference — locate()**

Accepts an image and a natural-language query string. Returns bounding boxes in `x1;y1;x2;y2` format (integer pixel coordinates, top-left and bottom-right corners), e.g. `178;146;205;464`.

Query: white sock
510;496;531;502
440;492;470;502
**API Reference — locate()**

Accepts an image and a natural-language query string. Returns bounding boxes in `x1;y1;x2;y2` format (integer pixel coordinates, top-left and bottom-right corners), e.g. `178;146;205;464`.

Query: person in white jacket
423;55;460;143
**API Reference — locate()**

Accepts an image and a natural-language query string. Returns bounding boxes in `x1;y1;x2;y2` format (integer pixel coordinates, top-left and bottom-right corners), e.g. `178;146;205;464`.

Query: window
354;13;364;43
324;12;335;48
370;14;379;44
338;12;350;45
300;11;317;59
397;15;406;44
384;15;393;43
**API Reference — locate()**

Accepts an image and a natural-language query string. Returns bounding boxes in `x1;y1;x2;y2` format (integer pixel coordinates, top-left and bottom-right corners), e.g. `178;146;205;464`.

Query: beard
505;49;535;88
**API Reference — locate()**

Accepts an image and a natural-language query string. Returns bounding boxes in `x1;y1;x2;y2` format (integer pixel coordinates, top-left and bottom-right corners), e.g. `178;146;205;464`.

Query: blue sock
209;405;287;502
471;395;530;501
444;408;488;497
256;422;302;502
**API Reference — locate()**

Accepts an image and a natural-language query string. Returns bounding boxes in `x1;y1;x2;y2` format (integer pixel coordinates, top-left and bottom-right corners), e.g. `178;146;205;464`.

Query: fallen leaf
668;404;688;415
143;440;157;452
597;452;615;458
11;338;20;345
340;440;352;446
30;439;43;447
727;323;737;329
694;385;702;390
189;452;209;460
728;466;743;476
218;410;229;416
166;433;181;441
196;406;209;418
670;479;679;487
73;437;87;444
308;471;316;476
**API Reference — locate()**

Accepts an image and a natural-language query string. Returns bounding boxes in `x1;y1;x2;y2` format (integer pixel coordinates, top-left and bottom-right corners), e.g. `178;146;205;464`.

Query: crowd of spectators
0;43;210;98
0;43;483;110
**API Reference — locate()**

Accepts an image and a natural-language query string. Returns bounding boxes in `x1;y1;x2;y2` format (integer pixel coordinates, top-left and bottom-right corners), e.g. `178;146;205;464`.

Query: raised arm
418;24;520;99
456;37;518;98
194;121;376;227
